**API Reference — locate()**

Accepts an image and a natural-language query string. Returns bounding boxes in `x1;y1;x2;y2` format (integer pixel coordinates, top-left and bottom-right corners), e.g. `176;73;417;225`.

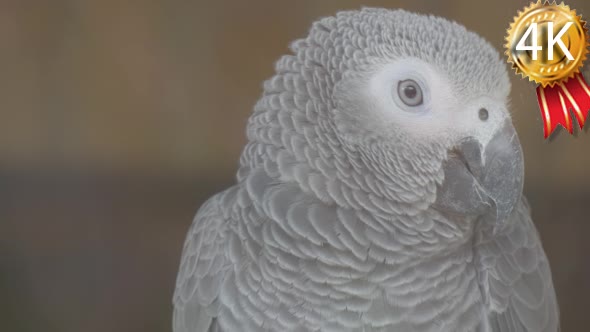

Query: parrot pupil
404;86;417;99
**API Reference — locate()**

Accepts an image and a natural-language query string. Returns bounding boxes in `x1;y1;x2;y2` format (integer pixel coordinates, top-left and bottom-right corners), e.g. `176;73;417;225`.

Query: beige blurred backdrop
1;0;589;331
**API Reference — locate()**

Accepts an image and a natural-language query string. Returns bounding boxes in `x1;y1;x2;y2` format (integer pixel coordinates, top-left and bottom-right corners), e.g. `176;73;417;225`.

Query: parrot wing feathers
476;198;559;332
173;193;231;332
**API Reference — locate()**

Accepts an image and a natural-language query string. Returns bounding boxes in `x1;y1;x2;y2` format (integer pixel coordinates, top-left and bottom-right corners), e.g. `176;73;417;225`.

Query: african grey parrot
173;8;558;332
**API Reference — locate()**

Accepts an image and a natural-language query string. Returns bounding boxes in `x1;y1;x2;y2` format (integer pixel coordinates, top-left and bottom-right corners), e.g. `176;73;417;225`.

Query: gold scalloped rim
505;0;589;87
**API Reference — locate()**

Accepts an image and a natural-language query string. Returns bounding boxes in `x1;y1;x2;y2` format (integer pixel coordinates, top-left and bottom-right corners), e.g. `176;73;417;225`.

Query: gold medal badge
505;1;590;138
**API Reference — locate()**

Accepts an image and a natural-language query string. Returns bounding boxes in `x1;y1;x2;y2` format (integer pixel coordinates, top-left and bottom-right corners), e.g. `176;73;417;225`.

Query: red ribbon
536;73;590;138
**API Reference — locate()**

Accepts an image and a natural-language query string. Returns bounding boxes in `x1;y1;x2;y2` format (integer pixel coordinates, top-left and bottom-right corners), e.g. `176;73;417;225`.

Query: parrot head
321;9;524;228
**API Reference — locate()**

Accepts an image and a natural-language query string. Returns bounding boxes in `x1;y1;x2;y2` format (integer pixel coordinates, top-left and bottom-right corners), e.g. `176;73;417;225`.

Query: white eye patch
362;58;457;140
367;58;433;117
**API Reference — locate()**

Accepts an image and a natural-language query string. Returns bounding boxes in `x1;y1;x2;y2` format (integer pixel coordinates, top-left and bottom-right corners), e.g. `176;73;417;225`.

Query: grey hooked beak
434;120;524;228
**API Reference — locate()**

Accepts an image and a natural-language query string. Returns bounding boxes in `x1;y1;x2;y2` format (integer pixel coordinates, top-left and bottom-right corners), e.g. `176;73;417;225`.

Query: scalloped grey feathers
173;8;558;332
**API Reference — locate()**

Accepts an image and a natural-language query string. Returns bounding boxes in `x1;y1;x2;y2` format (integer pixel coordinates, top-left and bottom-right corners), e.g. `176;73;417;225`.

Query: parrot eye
397;79;423;107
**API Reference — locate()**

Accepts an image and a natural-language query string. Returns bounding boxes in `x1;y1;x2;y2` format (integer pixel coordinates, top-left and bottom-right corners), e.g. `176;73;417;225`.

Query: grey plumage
173;8;558;332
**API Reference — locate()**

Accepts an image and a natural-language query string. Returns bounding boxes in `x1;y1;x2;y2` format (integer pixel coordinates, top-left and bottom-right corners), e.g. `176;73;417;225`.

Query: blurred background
1;0;589;331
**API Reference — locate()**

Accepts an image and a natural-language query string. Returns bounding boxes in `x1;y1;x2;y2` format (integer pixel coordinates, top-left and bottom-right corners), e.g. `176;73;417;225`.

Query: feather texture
173;192;234;332
476;199;559;331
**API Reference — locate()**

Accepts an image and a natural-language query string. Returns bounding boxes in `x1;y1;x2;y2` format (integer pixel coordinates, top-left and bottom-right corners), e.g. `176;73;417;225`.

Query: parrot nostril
479;108;489;121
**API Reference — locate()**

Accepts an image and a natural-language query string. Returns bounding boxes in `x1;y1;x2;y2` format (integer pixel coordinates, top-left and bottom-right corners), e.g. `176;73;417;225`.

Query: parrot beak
434;120;524;229
475;120;524;228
